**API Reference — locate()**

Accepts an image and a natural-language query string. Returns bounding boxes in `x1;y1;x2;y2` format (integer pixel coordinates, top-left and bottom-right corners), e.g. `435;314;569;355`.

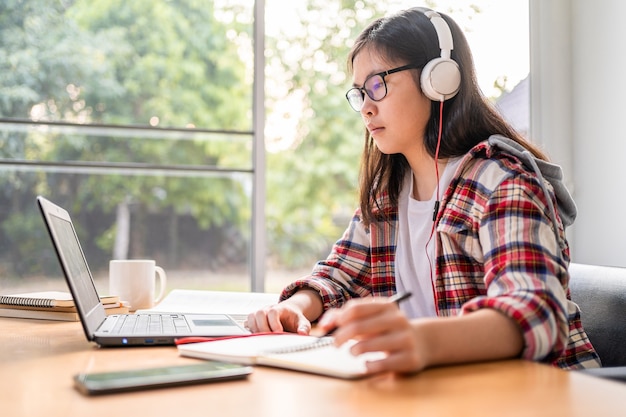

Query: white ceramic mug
109;260;167;311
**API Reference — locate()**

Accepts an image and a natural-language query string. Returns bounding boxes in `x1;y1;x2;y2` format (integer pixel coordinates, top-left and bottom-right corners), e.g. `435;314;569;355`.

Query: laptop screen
38;197;106;337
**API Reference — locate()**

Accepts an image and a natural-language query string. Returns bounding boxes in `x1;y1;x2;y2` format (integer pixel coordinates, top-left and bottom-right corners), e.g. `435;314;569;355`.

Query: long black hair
348;8;547;225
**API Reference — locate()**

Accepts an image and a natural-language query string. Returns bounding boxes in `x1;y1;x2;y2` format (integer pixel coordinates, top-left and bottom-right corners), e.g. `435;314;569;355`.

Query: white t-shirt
395;158;463;319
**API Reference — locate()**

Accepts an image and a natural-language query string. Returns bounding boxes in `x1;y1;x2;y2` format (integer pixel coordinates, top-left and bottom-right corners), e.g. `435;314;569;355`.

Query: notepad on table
177;334;386;379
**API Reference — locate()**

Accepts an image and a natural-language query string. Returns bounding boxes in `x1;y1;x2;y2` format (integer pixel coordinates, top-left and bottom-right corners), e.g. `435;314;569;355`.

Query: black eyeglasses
345;64;419;112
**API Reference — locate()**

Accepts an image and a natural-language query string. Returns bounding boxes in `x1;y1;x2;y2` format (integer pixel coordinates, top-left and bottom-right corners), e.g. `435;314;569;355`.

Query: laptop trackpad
187;314;248;336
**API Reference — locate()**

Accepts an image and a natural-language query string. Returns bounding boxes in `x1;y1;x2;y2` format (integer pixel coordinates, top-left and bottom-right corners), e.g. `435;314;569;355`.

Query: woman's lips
367;124;382;134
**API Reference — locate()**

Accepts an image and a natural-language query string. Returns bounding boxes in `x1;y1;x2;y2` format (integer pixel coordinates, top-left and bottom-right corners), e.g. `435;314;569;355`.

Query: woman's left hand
316;297;428;374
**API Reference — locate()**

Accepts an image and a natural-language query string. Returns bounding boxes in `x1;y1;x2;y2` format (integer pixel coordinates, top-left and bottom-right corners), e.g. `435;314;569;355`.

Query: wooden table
1;317;625;417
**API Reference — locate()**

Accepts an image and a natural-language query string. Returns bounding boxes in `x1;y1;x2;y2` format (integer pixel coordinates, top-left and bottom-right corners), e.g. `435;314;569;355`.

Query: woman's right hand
245;303;312;334
245;289;323;335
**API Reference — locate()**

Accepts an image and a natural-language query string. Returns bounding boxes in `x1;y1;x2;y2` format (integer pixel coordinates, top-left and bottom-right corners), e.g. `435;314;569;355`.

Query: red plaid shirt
281;139;600;369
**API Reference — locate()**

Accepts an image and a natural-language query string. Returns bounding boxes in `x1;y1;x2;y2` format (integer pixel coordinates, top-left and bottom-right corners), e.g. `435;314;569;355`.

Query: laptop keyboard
111;314;191;335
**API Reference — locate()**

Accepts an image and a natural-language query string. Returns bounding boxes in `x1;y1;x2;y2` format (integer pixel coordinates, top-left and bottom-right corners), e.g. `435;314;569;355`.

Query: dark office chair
568;262;626;381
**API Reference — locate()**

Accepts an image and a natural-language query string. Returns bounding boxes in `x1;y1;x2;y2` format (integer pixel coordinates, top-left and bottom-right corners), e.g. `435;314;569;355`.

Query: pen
320;291;412;337
388;291;412;305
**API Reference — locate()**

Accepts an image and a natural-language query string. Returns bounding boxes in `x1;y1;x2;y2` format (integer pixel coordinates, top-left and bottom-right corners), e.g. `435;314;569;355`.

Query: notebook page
178;334;387;379
263;340;386;379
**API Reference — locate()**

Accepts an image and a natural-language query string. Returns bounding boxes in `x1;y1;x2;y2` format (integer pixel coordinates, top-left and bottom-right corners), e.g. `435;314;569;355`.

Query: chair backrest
568;263;626;367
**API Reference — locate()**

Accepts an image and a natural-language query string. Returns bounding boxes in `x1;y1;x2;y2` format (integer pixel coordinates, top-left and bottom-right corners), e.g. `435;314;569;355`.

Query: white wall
530;0;626;267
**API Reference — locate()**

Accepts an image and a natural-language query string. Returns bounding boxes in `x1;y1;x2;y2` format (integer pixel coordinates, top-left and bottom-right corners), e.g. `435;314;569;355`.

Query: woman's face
352;47;432;157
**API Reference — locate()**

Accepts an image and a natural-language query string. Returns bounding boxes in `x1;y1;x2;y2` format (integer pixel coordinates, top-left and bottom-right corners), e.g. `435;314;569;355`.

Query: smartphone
73;361;253;395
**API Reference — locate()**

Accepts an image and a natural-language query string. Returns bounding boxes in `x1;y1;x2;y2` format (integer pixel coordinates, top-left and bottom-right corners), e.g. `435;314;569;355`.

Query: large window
1;1;529;297
0;0;258;295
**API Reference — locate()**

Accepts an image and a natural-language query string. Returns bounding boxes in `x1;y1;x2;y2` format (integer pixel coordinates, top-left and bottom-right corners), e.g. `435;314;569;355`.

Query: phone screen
74;362;252;395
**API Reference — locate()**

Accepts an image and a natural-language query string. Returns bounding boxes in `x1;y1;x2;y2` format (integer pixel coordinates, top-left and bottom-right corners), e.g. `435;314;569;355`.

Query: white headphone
419;9;461;102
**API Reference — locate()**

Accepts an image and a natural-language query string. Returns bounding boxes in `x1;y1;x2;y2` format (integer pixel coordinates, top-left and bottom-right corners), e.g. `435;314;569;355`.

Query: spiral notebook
0;291;123;321
177;334;387;379
0;291;79;308
0;291;119;308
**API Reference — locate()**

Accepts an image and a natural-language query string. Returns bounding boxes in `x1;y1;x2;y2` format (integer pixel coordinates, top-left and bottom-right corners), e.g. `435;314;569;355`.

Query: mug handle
154;266;167;304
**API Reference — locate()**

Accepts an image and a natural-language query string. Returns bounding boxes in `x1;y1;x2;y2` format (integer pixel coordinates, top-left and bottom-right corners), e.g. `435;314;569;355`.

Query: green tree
65;0;254;264
0;0;255;275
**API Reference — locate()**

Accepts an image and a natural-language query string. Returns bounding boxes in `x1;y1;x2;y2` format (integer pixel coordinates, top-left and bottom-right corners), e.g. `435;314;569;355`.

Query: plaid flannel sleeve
460;173;570;362
279;210;376;311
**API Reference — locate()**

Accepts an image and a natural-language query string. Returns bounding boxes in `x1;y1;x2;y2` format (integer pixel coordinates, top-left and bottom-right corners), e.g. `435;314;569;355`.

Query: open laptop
37;196;248;347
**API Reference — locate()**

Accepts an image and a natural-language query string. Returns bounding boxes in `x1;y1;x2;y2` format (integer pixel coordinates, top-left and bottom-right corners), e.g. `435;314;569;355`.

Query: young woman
247;7;600;373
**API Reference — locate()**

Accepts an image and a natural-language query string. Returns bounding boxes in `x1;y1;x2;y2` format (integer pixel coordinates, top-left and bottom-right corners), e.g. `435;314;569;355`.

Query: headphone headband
418;9;461;101
423;10;454;59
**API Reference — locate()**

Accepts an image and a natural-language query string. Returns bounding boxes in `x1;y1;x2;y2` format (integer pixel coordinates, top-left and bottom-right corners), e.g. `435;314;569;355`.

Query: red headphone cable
432;99;444;221
426;99;445;316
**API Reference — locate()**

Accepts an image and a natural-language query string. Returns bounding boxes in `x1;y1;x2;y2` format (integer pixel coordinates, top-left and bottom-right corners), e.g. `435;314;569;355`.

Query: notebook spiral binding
0;296;55;308
261;336;335;355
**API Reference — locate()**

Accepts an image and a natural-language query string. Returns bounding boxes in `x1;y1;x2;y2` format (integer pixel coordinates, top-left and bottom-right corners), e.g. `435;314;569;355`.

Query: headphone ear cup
420;57;461;101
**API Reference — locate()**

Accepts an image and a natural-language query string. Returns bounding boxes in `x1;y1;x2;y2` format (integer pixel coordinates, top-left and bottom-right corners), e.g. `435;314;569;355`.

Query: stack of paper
0;291;128;321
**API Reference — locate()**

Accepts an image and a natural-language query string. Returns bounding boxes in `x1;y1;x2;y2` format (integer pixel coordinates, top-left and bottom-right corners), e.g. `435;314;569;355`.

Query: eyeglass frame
345;63;420;112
